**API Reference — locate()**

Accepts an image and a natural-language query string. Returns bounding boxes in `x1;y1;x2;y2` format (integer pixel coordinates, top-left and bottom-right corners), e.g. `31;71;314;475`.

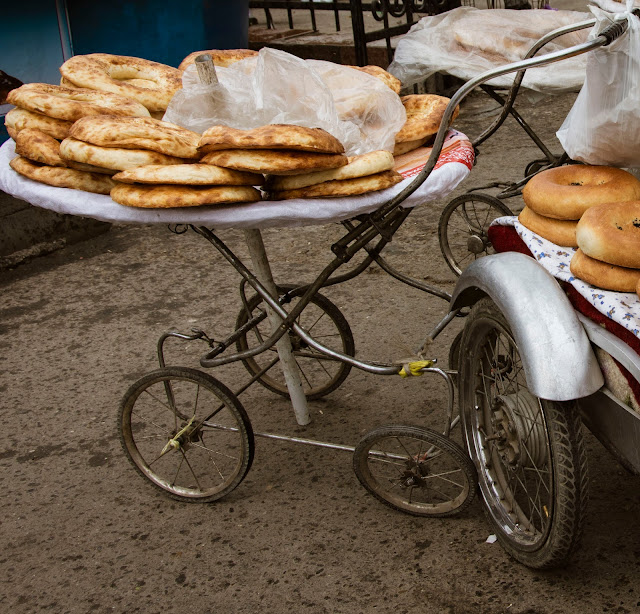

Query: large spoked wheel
119;367;254;503
353;425;477;517
439;193;513;276
458;298;589;569
235;284;355;400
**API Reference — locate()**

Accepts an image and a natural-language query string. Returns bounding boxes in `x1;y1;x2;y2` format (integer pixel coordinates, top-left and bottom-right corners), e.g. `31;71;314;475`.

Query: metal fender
450;252;604;401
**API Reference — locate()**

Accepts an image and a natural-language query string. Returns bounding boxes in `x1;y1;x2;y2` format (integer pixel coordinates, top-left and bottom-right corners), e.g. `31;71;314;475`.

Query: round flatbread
110;183;261;208
201;149;348;175
178;49;258;71
267;169;404;200
5;107;73;140
518;206;578;248
393;137;429;157
9;155;116;194
60;137;187;171
348;65;402;94
570;248;640;292
198;124;345;155
69;115;201;159
395;94;458;143
112;163;264;186
265;150;394;191
14;128;67;167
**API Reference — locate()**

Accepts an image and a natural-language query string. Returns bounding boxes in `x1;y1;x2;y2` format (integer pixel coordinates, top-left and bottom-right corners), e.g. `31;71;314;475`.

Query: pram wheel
119;367;254;503
236;285;355;400
353;425;477;517
438;193;512;276
458;298;589;569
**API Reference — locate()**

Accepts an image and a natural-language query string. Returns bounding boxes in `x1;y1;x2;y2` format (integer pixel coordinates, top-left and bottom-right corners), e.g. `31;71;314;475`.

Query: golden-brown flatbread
348;65;402;94
69;116;201;159
518;206;578;248
112;163;264;186
9;155;116;194
65;160;118;175
198;124;345;155
267;170;404;200
201;149;348;175
265;150;394;191
393;137;429;157
7;83;151;122
5;107;73;140
395;94;458;143
14;128;67;167
570;249;640;292
178;49;258;71
60;137;187;171
110;183;260;208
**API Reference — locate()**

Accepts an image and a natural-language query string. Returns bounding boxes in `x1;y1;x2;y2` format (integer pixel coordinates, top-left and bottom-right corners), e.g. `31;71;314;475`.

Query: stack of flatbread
393;94;458;157
197;124;403;200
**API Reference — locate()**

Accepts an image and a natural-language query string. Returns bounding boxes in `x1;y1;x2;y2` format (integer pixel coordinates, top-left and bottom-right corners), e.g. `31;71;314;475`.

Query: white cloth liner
0;133;471;230
493;216;640;340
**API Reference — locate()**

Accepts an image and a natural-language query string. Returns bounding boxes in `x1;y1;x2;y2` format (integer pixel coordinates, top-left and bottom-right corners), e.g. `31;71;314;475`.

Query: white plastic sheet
163;47;406;156
557;1;640;168
388;7;590;92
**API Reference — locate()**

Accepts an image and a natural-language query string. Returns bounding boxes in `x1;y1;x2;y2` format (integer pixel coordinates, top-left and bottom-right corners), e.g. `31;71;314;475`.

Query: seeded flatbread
265;150;394;191
267;170;404;200
69;115;201;159
198;124;345;154
113;163;264;186
15;128;67;167
201;149;348;175
111;183;261;208
10;155;116;194
395;94;458;143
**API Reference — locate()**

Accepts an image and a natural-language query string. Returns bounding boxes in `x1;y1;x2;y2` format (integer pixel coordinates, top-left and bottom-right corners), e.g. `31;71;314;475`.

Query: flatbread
112;163;264;186
14;128;67;167
570;249;640;292
178;49;258;71
348;65;402;94
395;94;458;143
201;149;348;175
60;137;186;171
518;206;578;248
69;115;201;159
264;150;394;191
393;137;429;157
5;107;73;140
110;183;261;208
9;155;116;194
266;170;404;200
198;124;345;155
65;160;118;175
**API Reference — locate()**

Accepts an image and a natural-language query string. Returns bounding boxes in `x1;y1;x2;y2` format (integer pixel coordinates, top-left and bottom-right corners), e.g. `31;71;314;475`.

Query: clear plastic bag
388;6;590;92
163;47;406;156
556;2;640;168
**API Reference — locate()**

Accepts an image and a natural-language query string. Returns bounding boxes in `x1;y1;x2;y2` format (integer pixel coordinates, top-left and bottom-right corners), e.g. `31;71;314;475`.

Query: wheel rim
463;317;554;549
121;373;251;500
236;289;354;400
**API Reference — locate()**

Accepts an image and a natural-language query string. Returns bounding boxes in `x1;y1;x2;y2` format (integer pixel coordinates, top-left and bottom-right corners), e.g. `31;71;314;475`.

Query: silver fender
450;252;604;401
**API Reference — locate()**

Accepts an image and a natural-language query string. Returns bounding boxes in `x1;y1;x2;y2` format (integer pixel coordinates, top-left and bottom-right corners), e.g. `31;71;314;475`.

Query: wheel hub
467;234;487;254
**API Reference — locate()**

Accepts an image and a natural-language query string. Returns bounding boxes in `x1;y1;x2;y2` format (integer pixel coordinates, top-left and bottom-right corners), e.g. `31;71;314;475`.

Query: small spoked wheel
119;367;254;503
438;193;513;276
458;298;589;568
235;284;355;400
353;425;477;517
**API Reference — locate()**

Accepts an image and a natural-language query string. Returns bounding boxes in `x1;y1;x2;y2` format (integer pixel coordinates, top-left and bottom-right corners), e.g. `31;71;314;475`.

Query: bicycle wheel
458;298;589;568
235;285;355;400
438;193;513;276
353;425;477;517
119;367;254;503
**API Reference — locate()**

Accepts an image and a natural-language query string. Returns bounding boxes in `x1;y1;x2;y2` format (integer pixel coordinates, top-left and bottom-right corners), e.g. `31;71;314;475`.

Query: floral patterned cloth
492;216;640;340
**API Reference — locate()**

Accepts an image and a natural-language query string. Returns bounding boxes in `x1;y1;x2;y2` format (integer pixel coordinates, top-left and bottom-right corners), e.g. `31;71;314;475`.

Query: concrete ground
3;4;640;614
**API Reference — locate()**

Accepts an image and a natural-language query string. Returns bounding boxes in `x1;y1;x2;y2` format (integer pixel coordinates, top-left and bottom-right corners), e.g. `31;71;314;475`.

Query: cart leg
243;229;311;426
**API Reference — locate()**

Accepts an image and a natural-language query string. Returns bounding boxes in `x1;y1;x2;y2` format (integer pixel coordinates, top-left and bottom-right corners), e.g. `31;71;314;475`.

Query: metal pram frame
118;12;640;571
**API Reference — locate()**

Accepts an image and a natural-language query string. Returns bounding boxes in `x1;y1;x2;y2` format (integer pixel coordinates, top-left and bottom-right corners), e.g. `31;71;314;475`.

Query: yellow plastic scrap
398;359;435;378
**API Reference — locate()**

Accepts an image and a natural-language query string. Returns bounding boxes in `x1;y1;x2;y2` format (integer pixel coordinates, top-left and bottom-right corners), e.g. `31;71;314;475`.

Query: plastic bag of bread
557;1;640;168
163;47;406;156
388;6;589;92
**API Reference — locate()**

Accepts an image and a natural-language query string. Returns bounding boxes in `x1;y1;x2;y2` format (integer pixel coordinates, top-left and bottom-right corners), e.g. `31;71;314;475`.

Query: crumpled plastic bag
163;47;406;156
387;6;590;92
557;1;640;168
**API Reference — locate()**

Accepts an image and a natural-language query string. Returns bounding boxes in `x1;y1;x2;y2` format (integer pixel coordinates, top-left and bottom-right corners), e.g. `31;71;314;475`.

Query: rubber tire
235;285;355;400
438;193;513;276
119;367;254;503
458;298;589;569
353;424;477;517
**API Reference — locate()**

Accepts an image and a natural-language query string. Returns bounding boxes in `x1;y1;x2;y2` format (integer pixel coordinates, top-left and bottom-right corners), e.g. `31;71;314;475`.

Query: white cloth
493;216;640;340
0;132;472;229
